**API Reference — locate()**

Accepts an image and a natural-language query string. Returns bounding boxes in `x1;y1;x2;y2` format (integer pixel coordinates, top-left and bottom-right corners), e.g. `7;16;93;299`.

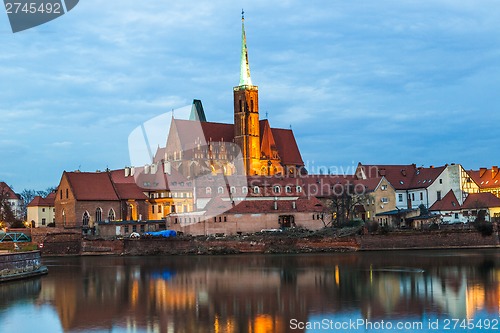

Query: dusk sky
1;1;500;191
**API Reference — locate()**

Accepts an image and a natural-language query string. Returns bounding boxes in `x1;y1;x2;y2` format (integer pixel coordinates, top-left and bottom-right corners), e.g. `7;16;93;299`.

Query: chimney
480;168;487;177
430;165;434;169
125;167;130;177
492;166;499;178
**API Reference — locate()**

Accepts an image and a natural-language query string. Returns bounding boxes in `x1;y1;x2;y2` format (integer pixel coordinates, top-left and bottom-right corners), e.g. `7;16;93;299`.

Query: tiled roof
114;183;148;200
429;190;460;211
27;192;56;207
0;182;19;200
170;118;305;167
270;127;304;166
220;197;324;214
65;172;119;201
467;167;500;189
462;192;500;209
357;163;446;190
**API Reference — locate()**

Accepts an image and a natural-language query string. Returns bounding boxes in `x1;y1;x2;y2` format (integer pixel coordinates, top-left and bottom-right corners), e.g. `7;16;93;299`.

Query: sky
1;0;500;191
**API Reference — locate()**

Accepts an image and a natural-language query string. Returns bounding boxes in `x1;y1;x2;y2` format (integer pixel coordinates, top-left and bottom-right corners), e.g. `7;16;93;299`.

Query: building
465;166;500;197
54;170;150;234
0;181;23;221
356;163;470;213
27;192;56;227
161;13;305;179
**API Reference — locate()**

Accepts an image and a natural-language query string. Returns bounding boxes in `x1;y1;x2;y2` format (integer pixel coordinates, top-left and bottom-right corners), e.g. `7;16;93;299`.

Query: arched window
230;186;236;194
285;186;292;193
273;185;281;193
296;186;302;193
62;209;66;226
206;187;212;195
95;208;102;222
108;209;115;221
82;211;90;226
218;186;224;194
242;186;248;194
253;186;260;194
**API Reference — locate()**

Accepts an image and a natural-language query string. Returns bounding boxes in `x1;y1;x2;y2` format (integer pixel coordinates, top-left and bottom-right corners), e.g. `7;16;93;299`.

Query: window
82;211;90;226
218;186;224;194
439;179;443;184
140;225;145;233
296;186;302;193
381;185;387;191
398;194;403;202
152;205;155;214
273;186;281;193
285;186;292;193
253;186;260;194
95;207;102;222
42;218;46;226
230;186;236;194
411;193;415;201
242;186;248;194
224;216;227;222
60;190;62;200
158;205;162;213
206;187;212;195
381;197;389;203
420;192;423;201
437;191;442;201
455;213;459;219
108;209;115;221
42;208;46;212
66;188;69;199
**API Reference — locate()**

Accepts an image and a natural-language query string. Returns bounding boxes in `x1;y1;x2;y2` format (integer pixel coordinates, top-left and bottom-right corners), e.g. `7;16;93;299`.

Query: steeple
239;9;253;87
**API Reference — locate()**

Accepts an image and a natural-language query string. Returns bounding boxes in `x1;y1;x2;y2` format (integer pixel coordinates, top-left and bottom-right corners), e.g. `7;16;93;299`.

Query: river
1;250;500;333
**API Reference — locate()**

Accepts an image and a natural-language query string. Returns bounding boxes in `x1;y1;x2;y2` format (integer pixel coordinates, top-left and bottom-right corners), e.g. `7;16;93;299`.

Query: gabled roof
429;190;460;211
462;192;500;209
270;127;304;166
28;192;56;207
64;172;119;201
357;163;446;190
0;182;19;200
169;118;305;167
467;167;500;189
114;183;148;200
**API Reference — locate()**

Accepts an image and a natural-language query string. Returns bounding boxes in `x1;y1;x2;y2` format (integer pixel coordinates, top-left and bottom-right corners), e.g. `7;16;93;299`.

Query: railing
0;232;31;242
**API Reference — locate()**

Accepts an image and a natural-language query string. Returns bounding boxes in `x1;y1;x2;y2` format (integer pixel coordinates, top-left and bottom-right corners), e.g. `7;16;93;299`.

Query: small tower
234;10;261;175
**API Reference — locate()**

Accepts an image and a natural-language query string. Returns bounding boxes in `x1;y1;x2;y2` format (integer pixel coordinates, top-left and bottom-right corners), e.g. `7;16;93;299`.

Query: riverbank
28;227;500;256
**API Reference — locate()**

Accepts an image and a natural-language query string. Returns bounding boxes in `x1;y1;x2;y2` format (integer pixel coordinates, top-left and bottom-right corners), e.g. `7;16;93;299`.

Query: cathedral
163;14;305;177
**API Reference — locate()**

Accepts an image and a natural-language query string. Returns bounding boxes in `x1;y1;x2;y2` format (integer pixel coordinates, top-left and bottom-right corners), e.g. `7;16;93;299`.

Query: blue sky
1;0;500;191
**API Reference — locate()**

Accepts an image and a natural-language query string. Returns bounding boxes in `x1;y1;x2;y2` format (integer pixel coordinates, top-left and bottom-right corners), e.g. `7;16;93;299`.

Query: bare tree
322;183;371;227
0;182;18;226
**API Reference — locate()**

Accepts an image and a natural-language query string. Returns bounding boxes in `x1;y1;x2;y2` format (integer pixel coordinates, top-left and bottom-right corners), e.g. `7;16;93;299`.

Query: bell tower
234;10;260;175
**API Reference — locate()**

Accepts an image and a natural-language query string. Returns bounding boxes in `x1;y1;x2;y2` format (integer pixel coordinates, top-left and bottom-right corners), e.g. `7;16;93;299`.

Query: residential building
27;192;56;227
465;166;500;197
0;181;23;220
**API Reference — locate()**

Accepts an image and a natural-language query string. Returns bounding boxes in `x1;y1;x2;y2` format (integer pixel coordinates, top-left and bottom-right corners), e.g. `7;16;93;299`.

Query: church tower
234;11;261;176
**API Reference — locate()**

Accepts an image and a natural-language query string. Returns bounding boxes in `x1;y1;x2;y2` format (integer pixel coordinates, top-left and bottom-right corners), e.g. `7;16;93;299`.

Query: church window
296;186;302;193
66;188;69;198
108;209;115;221
95;208;102;222
230;186;236;194
242;186;248;194
218;186;224;194
253;186;260;194
82;211;90;226
285;186;292;193
273;186;281;193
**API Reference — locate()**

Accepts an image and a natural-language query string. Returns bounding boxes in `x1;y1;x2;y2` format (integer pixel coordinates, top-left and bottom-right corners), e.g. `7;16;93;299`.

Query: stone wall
0;251;42;277
358;230;499;250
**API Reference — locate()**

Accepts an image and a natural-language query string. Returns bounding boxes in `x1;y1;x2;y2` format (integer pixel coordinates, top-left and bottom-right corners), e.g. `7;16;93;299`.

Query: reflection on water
1;250;500;333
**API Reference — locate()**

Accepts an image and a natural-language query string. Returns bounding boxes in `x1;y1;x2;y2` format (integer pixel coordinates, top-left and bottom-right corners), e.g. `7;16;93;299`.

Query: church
163;13;305;178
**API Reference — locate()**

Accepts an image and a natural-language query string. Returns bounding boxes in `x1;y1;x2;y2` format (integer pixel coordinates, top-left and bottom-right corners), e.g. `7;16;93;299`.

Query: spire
239;9;253;87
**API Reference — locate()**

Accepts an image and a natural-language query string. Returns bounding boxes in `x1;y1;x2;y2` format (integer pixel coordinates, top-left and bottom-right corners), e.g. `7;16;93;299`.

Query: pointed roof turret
239;9;253;87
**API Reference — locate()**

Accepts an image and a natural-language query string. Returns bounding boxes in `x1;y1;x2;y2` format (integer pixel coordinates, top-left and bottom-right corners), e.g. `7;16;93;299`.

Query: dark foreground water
1;250;500;333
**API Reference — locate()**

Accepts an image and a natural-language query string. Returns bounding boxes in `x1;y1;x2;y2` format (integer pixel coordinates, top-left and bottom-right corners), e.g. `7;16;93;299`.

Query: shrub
474;221;494;236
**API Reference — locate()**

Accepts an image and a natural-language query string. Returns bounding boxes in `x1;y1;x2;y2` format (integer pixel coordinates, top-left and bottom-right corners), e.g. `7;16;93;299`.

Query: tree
0;182;18;226
322;183;371;227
